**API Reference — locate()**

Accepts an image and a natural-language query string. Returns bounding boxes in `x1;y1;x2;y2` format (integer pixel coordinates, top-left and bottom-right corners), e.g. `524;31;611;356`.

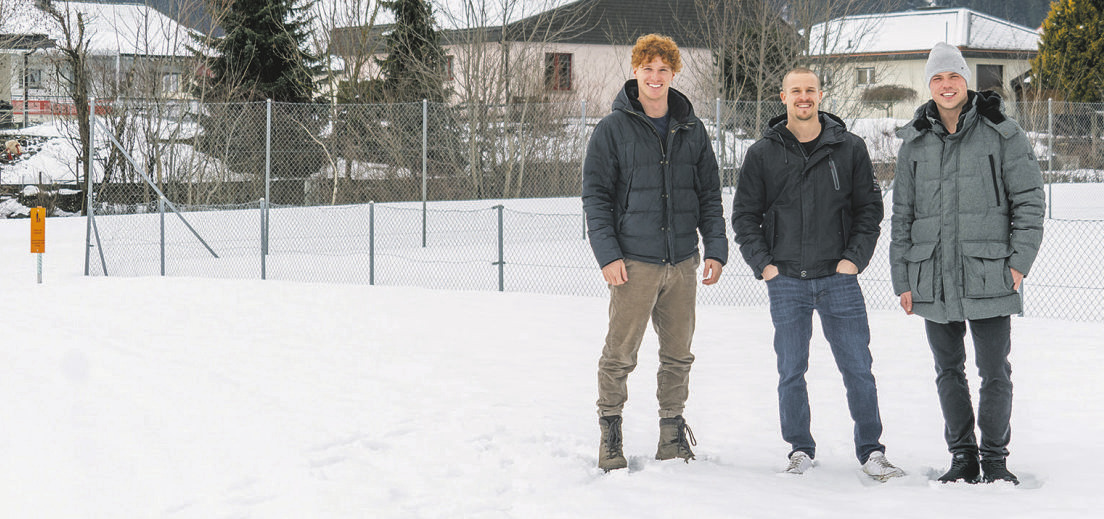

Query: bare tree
39;0;94;213
432;0;593;199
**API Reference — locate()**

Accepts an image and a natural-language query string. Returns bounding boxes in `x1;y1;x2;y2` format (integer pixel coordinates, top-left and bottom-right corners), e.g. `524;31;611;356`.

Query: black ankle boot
938;452;980;483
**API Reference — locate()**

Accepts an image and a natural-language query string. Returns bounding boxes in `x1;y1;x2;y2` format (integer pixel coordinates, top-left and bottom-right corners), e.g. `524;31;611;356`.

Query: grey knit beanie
925;42;971;85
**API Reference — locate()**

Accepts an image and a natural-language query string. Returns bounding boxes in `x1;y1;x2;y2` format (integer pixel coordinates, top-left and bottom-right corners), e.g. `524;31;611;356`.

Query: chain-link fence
77;98;1104;321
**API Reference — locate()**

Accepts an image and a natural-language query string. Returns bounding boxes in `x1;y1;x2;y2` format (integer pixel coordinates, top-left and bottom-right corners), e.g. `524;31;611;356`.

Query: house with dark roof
333;0;720;109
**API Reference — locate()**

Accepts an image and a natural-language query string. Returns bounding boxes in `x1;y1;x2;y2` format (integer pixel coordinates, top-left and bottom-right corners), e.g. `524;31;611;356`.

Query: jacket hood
764;111;848;144
613;79;695;123
898;90;1007;141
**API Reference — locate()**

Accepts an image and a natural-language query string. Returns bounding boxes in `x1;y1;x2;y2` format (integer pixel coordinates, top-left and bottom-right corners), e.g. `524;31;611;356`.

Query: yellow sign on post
31;207;46;253
31;207;45;284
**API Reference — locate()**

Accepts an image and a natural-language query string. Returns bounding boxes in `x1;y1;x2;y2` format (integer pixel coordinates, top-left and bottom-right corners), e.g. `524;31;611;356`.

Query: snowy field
2;206;1101;518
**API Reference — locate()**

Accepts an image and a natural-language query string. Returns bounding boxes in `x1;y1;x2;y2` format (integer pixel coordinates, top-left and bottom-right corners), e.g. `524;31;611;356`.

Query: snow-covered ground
1;203;1100;518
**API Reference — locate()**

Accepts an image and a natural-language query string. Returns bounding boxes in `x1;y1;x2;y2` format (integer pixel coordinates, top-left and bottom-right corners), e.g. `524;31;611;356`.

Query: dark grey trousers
924;316;1013;460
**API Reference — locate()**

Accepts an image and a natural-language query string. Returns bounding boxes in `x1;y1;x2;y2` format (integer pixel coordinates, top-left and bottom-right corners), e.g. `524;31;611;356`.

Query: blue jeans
766;273;885;463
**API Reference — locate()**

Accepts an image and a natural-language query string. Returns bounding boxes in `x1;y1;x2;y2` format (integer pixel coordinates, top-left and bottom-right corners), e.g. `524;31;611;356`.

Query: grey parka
890;91;1045;323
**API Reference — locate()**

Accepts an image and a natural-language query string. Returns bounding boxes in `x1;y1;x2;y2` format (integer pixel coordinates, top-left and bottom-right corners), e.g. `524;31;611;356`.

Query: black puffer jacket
583;80;727;268
732;112;883;279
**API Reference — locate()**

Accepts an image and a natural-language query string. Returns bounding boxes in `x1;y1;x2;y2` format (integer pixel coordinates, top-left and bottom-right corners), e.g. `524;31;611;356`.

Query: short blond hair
782;67;821;90
631;34;682;73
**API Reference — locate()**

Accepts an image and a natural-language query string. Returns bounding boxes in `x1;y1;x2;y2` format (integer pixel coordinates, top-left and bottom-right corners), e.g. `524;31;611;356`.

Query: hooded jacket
582;80;727;268
732;112;884;280
890;91;1045;323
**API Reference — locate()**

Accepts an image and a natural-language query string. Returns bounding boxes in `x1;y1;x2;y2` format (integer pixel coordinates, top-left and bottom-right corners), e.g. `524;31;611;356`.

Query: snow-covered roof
0;0;199;57
808;8;1040;56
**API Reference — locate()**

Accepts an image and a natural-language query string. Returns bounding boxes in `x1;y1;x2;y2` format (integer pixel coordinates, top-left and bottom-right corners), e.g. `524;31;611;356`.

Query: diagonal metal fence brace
92;118;219;259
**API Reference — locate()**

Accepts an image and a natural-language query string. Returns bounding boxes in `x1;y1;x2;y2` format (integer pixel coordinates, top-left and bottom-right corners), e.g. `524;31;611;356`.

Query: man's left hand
702;259;723;285
836;259;858;275
1011;267;1024;290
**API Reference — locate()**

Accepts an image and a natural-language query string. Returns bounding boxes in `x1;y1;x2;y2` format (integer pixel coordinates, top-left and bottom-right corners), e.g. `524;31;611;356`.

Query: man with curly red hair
583;34;727;472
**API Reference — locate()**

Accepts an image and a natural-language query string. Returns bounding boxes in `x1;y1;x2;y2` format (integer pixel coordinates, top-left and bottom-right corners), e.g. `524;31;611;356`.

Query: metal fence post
84;98;95;275
265;98;272;252
369;201;375;286
159;196;165;276
261;198;267;280
715;97;722;186
580;99;587;240
496;205;504;292
422;98;428;248
1047;97;1054;219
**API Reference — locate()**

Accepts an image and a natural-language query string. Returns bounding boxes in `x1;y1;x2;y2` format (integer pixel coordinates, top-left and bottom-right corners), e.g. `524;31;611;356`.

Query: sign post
31;207;45;283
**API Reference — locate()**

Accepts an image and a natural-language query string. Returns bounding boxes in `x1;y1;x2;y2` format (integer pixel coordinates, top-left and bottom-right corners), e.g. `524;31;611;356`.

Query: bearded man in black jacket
732;68;903;482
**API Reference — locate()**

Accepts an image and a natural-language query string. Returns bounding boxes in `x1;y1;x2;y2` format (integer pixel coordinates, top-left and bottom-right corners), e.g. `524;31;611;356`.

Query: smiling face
780;71;823;122
633;56;675;106
929;71;969;113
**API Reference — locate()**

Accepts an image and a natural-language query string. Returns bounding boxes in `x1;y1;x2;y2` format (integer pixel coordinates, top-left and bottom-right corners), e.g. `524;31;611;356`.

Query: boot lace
672;418;696;460
603;416;623;457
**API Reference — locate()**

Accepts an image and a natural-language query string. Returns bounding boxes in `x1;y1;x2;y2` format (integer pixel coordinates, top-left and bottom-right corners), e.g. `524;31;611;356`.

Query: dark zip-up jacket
583;80;727;268
732;112;883;280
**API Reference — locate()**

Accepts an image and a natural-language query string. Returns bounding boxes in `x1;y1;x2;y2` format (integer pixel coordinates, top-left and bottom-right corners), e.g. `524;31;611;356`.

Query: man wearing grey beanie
890;43;1044;486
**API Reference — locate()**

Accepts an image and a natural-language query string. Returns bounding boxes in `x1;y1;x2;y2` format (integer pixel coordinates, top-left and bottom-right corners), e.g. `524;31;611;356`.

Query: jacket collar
764;111;848;147
898;90;1009;142
613;79;695;124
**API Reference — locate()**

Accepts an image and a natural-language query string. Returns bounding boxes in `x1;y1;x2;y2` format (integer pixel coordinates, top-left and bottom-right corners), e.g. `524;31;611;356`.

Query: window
977;64;1003;92
544;53;572;91
445;55;455;81
160;72;181;94
856;67;875;85
25;67;43;89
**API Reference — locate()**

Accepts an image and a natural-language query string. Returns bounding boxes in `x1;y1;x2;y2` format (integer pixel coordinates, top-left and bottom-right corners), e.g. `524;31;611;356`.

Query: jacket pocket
905;242;938;303
961;241;1015;298
763;209;777;250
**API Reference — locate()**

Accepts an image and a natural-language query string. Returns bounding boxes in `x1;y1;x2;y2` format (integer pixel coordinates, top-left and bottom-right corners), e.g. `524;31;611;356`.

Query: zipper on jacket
621;109;694;264
829;153;840;191
988;155;1001;206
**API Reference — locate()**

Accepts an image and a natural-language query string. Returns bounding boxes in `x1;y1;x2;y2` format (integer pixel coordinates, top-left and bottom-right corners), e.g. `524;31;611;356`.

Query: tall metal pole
422;98;428;248
496;205;504;292
580;99;587;240
265;99;272;254
1047;97;1054;219
84;98;95;275
715;97;722;186
159;197;166;276
369;201;375;286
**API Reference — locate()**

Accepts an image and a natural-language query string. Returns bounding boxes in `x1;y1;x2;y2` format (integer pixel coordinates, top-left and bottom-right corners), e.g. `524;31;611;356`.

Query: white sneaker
862;451;906;482
783;451;813;475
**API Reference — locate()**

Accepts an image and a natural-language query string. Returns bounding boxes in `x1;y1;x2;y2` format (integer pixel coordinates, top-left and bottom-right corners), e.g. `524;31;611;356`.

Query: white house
0;0;201;125
807;7;1041;118
332;0;721;111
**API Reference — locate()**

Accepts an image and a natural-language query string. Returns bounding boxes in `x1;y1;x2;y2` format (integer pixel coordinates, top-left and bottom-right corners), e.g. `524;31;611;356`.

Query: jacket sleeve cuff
1008;254;1032;277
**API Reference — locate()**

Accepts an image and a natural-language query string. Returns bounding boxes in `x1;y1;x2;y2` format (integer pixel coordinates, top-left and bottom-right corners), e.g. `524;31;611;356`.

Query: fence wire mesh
78;99;1104;321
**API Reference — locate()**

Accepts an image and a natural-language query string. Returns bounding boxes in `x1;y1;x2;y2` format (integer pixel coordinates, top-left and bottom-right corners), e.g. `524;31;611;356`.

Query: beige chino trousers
597;255;699;418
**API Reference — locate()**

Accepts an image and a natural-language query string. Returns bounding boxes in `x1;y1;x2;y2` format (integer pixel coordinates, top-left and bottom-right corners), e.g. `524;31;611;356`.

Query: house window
445;55;455;81
545;53;572;91
977;64;1003;92
25;67;43;89
160;72;181;94
856;67;875;85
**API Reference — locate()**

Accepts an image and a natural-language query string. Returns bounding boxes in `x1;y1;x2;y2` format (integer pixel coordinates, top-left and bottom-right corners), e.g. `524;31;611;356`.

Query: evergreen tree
191;0;325;204
375;0;446;102
1032;0;1104;102
197;0;319;102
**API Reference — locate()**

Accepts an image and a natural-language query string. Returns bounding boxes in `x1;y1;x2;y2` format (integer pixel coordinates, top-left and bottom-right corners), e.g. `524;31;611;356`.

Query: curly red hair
631;34;682;73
